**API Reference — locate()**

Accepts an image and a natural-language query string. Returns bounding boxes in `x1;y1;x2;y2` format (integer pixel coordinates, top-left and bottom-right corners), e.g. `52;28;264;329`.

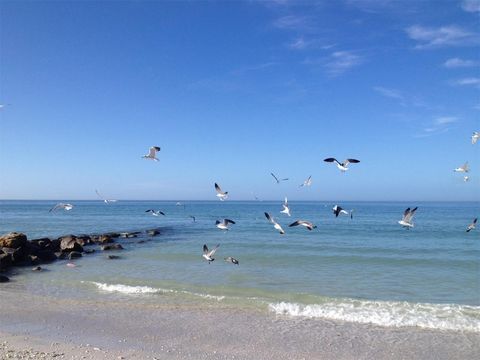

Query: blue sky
0;0;479;201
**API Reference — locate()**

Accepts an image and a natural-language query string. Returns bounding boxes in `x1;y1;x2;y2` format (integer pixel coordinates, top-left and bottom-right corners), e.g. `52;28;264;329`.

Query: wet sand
0;289;479;360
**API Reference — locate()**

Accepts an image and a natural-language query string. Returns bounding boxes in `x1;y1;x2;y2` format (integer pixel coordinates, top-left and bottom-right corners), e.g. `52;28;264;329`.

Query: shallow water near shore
1;200;479;332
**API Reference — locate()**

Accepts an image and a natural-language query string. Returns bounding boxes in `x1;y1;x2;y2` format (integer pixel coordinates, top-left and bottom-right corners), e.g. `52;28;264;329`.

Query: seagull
49;203;74;212
95;189;117;204
145;209;165;216
280;197;291;216
215;218;236;230
466;218;477;232
203;244;220;263
189;215;196;222
142;146;161;161
271;173;289;184
324;158;360;172
299;175;312;187
215;183;228;201
224;256;239;265
265;212;285;234
453;162;469;173
472;132;479;145
350;209;354;219
332;205;349;218
464;176;470;182
398;207;418;228
288;220;317;231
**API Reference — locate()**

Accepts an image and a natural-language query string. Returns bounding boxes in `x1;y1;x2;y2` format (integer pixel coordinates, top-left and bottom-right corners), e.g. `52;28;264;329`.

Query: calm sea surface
1;200;479;331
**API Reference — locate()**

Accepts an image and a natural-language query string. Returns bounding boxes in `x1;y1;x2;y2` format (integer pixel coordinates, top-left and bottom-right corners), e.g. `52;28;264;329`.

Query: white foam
268;300;480;332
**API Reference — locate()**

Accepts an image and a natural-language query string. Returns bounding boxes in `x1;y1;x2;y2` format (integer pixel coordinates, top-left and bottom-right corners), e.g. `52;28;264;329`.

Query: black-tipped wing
403;207;411;217
153;146;161;151
270;173;279;183
203;244;209;254
265;212;273;222
473;218;478;224
289;220;302;227
346;159;360;164
145;209;153;213
225;219;236;224
159;211;165;216
324;158;340;165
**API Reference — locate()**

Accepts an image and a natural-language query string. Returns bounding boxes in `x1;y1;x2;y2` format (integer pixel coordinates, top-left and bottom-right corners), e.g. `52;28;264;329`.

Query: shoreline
1;289;479;360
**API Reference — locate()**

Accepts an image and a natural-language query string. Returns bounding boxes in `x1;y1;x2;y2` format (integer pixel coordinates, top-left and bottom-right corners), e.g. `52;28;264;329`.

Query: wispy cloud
323;51;363;76
287;37;334;50
405;25;479;49
452;77;480;86
273;15;311;31
443;57;478;68
416;116;458;137
373;86;404;100
461;0;480;12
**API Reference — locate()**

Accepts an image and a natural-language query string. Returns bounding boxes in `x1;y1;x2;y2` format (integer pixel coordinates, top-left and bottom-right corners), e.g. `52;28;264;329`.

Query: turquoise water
1;200;479;331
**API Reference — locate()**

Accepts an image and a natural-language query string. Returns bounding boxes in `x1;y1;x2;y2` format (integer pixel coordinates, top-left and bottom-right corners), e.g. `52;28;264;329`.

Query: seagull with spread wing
49;203;74;212
324;158;360;172
299;175;312;187
142;146;161;161
289;220;317;231
216;218;236;230
398;207;418;229
271;172;289;184
215;183;228;201
203;244;220;263
280;197;291;217
95;189;117;204
265;212;285;234
145;209;165;216
466;218;477;233
454;162;469;173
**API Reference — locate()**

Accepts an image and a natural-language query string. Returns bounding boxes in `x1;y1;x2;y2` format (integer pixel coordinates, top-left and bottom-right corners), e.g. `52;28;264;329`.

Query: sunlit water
1;200;479;331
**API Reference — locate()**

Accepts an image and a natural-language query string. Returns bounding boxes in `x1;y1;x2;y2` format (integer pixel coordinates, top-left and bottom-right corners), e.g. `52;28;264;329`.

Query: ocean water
1;200;479;332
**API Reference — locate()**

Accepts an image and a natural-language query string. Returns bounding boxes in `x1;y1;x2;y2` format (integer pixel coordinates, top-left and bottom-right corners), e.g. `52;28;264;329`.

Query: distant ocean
1;200;479;332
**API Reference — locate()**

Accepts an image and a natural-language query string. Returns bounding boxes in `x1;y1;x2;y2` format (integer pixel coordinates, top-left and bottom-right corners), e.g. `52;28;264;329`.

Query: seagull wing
207;244;220;257
225;219;236;224
345;159;360;165
270;173;279;183
289;220;302;227
95;189;105;201
49;203;60;212
324;158;340;166
215;183;224;195
473;218;478;225
265;212;274;223
203;244;209;254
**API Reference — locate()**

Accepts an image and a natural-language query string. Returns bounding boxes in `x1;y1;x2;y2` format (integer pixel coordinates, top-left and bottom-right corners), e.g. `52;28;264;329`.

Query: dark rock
68;251;82;259
0;232;27;248
83;249;95;254
96;235;113;244
75;235;92;246
101;244;124;251
0;275;9;283
107;255;121;260
59;235;83;253
120;232;139;238
32;266;42;271
0;253;12;269
2;247;28;265
30;238;51;247
36;250;57;262
28;255;40;265
55;252;67;260
105;232;121;238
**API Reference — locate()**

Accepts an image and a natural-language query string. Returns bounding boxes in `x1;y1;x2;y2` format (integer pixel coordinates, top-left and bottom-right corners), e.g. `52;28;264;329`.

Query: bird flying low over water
466;218;477;232
215;183;228;201
49;203;74;212
145;210;165;216
472;132;479;145
189;215;196;222
224;256;239;265
265;212;285;234
332;205;349;218
324;158;360;172
299;175;312;187
271;173;289;184
95;190;117;204
398;207;418;228
142;146;161;161
216;219;236;230
203;244;220;263
280;197;291;217
289;220;317;231
454;162;469;173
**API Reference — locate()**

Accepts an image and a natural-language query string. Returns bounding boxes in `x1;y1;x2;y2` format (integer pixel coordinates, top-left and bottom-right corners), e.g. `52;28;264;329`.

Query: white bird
215;183;228;201
332;205;349;218
398;207;418;228
142;146;161;161
288;220;317;231
49;203;74;212
472;132;479;145
466;218;477;232
224;256;239;265
265;212;285;234
464;176;470;182
215;218;236;230
203;244;220;263
454;162;469;173
271;172;289;184
324;158;360;172
299;175;312;187
145;209;165;216
95;189;117;204
280;197;291;216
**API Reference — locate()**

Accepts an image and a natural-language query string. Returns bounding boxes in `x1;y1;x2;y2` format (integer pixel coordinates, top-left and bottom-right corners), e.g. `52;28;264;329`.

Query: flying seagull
49;203;74;212
224;256;239;265
299;175;312;187
145;209;165;216
142;146;161;161
95;189;117;204
464;176;470;182
398;207;418;229
215;183;228;201
454;162;469;173
472;132;479;145
466;218;477;232
265;212;285;234
280;197;291;217
189;215;196;222
271;173;289;184
289;220;317;231
215;218;236;230
324;158;360;172
332;205;349;218
203;244;220;263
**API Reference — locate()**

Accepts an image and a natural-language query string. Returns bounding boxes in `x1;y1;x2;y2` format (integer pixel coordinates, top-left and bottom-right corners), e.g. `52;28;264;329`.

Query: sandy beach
1;287;479;360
